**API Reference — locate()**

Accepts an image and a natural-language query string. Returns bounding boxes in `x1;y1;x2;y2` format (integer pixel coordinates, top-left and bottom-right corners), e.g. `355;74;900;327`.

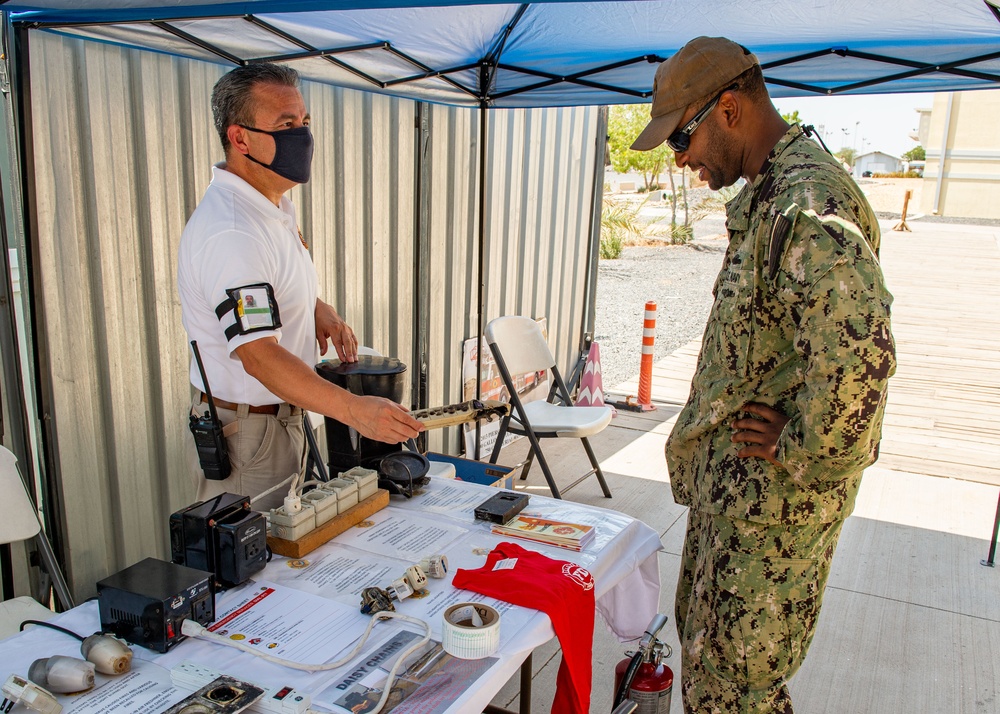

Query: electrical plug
1;674;61;714
283;494;302;515
80;634;133;675
27;656;94;694
419;555;449;579
403;565;428;591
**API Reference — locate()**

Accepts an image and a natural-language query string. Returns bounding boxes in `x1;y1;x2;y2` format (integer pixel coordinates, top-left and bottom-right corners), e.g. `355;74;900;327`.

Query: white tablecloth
0;476;661;713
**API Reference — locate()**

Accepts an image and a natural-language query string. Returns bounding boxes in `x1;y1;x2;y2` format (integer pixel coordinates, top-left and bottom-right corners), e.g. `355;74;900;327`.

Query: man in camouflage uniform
632;37;895;712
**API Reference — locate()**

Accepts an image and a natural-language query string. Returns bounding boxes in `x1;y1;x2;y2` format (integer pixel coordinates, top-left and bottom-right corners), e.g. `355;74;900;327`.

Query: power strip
170;660;311;714
411;399;510;430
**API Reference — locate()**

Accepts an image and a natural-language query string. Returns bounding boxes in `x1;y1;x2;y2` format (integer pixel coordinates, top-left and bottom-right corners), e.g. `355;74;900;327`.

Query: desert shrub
872;171;921;179
600;197;646;259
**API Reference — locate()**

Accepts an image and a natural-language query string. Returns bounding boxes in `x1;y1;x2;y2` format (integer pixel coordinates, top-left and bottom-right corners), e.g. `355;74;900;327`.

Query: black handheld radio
188;341;232;481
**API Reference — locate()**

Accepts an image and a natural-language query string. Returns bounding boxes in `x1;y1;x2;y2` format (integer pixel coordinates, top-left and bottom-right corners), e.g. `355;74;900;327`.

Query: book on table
491;513;595;551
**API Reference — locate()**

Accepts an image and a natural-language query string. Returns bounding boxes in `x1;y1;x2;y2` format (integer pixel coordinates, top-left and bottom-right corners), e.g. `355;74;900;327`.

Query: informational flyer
332;507;468;560
209;580;369;664
314;630;497;714
406;479;494;517
52;660;178;714
266;547;411;608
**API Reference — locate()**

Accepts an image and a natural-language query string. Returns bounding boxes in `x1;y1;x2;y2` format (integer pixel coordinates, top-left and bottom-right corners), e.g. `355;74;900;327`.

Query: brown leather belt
201;394;282;416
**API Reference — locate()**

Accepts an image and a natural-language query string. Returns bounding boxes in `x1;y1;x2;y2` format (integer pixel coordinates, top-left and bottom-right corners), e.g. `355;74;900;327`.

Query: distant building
916;90;1000;219
854;151;903;176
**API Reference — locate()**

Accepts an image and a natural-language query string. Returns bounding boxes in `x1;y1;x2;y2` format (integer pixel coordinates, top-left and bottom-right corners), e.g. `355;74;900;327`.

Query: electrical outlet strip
170;661;311;714
411;399;510;430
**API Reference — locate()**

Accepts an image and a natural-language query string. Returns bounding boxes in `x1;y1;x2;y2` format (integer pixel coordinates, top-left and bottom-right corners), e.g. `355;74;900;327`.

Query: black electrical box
97;557;215;653
169;492;267;589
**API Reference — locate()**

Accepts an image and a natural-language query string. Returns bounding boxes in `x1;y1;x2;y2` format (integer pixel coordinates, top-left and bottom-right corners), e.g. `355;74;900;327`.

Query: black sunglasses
666;85;736;153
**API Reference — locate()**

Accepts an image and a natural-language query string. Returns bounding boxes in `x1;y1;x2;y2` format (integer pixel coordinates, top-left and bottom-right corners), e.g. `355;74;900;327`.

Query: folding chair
0;446;74;640
485;316;613;499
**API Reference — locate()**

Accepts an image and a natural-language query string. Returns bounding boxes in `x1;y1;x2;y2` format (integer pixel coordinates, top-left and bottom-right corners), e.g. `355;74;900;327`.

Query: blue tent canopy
5;0;1000;107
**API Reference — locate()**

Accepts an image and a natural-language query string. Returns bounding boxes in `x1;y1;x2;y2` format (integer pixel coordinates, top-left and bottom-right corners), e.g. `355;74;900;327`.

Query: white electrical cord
294;479;324;494
181;611;432;714
248;473;298;507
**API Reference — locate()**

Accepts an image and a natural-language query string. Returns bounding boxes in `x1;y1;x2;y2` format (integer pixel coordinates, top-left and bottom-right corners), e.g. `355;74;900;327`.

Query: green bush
871;171;921;178
600;197;646;259
600;231;624;259
670;223;694;244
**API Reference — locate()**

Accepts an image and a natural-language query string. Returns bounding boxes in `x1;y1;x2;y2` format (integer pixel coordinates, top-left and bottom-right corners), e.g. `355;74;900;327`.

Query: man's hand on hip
731;402;790;467
315;299;358;363
348;396;423;443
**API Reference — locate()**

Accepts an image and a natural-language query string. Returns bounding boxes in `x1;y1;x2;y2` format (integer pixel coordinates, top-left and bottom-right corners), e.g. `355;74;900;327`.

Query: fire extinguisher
612;614;673;714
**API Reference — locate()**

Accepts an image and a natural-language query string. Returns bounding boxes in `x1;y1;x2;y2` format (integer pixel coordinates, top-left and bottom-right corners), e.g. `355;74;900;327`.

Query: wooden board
267;488;389;558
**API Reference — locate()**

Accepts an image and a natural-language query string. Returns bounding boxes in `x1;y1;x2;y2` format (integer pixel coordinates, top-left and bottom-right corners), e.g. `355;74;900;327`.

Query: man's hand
731;402;790;467
347;395;423;444
315;300;358;363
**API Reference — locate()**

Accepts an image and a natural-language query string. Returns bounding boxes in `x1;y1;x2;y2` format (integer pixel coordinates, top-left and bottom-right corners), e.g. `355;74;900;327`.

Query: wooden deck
490;219;1000;713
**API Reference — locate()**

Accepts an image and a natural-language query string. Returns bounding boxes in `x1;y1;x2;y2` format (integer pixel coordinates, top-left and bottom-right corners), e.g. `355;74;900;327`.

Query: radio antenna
190;341;221;424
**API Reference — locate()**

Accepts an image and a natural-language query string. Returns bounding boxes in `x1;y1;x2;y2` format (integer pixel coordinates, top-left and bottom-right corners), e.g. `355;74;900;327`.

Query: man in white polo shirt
178;63;421;510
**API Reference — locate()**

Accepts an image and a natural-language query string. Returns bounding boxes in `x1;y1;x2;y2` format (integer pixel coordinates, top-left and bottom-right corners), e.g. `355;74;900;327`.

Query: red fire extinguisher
612;614;673;714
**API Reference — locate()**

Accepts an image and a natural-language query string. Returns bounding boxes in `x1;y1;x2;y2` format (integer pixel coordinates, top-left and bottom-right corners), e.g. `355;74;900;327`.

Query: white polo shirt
178;165;319;405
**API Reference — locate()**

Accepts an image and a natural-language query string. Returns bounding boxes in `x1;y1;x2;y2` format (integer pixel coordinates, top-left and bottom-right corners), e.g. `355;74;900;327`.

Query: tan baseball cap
631;36;759;151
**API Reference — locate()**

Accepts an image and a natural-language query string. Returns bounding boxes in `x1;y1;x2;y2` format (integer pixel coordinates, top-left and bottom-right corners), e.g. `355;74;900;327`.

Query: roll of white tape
441;602;501;659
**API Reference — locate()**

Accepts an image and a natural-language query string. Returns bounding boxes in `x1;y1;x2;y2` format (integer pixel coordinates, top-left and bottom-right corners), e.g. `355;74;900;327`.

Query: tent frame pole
982;489;1000;567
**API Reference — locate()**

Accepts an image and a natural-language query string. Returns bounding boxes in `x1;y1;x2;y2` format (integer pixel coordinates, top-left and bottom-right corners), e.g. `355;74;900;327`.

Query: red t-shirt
452;541;595;714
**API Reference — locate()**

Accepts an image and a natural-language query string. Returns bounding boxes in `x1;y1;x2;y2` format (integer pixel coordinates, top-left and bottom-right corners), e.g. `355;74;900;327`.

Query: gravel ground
593;177;1000;392
594;219;726;391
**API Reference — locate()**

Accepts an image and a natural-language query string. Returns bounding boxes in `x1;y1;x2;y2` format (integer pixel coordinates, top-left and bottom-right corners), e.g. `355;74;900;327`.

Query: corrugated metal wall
22;30;601;598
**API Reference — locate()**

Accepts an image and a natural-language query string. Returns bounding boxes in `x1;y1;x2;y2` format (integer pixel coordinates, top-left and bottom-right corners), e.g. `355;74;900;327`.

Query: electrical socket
320;478;359;511
170;661;311;714
302;489;338;526
268;503;316;540
340;467;379;500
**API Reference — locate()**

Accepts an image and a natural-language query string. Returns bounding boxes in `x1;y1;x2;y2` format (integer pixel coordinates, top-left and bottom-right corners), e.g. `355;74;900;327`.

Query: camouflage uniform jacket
665;124;896;525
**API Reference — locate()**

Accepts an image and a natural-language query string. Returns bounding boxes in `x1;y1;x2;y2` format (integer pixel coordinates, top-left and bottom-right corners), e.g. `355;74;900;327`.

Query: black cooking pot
315;356;407;471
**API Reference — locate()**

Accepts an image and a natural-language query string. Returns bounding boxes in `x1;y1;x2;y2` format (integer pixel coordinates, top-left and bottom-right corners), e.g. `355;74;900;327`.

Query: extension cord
411;399;509;430
170;661;310;714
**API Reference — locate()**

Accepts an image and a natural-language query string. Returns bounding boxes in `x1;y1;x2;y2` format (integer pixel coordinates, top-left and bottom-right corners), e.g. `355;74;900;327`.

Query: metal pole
578;106;607;362
932;93;954;215
473;73;489;461
12;23;72;606
981;489;1000;567
412;102;431;452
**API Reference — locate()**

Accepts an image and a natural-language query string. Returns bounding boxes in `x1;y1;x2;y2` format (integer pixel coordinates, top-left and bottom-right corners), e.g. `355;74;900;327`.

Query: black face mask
238;124;314;184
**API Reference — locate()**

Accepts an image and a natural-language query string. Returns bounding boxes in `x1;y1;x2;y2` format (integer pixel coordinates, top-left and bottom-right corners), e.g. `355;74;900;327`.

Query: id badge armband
215;283;281;341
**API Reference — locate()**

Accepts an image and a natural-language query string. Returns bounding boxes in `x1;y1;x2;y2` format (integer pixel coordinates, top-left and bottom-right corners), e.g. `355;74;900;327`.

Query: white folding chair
0;447;66;640
485;316;613;499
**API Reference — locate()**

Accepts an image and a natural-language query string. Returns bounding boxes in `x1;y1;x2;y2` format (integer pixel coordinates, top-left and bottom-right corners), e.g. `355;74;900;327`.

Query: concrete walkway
489;219;1000;713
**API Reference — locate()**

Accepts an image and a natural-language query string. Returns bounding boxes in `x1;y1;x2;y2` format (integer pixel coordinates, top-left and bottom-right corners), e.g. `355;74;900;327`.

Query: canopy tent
4;0;1000;107
1;0;999;601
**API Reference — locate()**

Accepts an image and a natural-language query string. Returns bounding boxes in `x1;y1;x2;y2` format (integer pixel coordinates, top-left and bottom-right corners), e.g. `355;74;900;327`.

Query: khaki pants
188;393;307;512
675;508;843;714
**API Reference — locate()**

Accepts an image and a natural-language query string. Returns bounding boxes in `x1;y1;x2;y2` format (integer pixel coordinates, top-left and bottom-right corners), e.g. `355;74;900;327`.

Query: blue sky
773;92;934;158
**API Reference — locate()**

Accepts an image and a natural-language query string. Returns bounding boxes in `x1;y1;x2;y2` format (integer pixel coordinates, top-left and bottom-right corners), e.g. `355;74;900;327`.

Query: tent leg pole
474;98;489;460
981;488;1000;567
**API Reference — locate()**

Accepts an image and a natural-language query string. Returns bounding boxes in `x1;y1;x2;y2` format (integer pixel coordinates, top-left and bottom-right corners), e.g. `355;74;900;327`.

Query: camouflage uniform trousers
675;507;843;713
